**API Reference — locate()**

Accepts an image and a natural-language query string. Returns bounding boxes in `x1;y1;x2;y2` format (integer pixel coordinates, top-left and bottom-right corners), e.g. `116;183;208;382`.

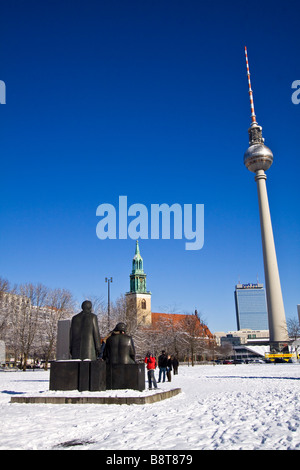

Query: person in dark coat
172;356;179;375
103;322;136;364
158;350;168;382
70;300;101;361
166;354;172;382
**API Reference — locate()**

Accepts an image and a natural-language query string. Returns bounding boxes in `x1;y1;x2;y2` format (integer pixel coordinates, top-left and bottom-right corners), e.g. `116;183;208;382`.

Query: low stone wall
10;388;181;405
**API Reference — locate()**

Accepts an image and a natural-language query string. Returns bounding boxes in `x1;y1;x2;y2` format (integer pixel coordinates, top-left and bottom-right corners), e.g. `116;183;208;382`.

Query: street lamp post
105;277;113;331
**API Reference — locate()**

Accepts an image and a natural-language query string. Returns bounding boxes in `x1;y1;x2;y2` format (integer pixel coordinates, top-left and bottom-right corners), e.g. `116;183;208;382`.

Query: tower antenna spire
244;46;257;125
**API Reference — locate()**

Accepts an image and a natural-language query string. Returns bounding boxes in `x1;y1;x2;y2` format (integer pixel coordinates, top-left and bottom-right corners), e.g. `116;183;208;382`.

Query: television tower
243;47;289;353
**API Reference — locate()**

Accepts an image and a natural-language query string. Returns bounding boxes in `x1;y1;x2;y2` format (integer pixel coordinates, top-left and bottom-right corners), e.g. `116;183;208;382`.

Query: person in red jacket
144;352;158;390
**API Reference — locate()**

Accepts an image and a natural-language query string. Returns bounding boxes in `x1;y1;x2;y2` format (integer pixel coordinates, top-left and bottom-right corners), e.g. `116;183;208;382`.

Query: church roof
151;312;214;339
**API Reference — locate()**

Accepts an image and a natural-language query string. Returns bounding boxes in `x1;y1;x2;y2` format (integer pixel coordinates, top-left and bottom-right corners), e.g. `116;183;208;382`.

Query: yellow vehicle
265;353;297;363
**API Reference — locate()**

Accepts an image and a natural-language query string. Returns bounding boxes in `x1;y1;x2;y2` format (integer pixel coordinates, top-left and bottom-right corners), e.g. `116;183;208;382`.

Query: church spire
129;240;149;293
132;240;144;274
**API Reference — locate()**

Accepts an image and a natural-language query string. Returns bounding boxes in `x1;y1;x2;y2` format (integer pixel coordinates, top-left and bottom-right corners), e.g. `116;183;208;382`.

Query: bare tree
37;288;75;369
17;283;48;370
0;276;11;338
6;299;23;368
133;324;163;360
180;314;200;365
0;280;22;366
111;294;128;329
287;317;300;358
287;317;300;342
178;311;212;365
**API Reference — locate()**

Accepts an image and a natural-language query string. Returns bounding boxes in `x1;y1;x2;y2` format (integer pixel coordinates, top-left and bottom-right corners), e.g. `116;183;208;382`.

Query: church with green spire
125;240;214;345
126;240;152;326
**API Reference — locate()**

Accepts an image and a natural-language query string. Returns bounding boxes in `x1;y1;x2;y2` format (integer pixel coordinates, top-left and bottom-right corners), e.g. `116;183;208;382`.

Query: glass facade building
234;283;269;331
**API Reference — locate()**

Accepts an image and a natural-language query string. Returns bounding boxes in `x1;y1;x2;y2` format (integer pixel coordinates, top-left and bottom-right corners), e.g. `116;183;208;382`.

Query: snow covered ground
0;363;299;450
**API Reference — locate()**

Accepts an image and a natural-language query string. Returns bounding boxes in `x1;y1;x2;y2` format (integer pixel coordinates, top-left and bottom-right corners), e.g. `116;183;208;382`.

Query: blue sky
0;0;299;333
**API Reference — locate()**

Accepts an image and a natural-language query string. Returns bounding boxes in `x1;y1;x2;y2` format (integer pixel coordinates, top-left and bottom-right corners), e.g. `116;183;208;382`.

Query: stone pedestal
106;363;145;391
49;360;106;391
90;360;107;391
78;361;90;391
49;360;79;391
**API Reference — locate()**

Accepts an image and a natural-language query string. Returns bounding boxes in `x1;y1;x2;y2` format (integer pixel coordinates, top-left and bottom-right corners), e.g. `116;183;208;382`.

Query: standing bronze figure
70;300;101;361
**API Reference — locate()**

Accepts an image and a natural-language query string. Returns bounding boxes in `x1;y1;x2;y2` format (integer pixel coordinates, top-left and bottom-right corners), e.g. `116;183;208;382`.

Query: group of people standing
144;350;179;390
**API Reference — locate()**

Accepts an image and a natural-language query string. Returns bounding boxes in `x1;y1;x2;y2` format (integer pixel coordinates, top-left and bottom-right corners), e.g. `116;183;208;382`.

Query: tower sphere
244;143;273;173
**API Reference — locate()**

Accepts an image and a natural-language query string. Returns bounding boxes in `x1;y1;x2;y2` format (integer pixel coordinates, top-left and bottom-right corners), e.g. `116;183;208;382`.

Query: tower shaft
255;170;288;348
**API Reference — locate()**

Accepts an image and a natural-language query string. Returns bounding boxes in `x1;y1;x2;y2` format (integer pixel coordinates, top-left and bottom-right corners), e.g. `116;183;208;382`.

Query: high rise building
234;283;268;331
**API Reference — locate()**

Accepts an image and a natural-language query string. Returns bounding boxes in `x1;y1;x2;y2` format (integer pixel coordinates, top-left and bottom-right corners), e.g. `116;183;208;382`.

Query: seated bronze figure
104;322;136;364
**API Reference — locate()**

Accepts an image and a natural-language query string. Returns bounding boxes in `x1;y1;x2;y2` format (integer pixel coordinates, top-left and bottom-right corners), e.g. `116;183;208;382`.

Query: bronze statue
70;300;101;360
104;322;136;364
